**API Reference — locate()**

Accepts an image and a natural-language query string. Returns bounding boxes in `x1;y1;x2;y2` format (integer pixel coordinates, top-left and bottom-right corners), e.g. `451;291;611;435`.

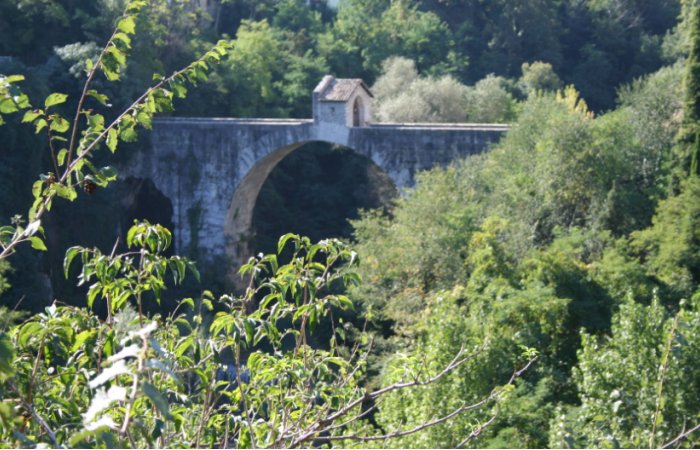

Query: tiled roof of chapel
314;75;373;101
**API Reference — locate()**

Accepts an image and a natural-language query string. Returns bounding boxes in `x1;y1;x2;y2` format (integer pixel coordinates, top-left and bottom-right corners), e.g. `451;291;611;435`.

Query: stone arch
224;140;396;288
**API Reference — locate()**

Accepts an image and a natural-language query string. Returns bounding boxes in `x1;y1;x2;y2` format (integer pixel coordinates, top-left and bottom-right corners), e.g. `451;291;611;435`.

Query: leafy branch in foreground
0;227;534;447
0;0;232;261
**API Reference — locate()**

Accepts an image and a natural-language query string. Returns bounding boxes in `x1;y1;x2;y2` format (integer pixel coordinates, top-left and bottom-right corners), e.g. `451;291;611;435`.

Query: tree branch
661;422;700;449
281;347;510;448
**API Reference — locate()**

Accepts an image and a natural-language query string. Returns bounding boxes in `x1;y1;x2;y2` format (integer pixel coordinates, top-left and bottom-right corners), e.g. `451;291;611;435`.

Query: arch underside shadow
225;141;304;267
224;140;396;289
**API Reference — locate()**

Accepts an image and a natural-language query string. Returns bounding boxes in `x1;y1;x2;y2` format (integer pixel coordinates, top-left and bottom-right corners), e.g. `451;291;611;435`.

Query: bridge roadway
122;117;508;282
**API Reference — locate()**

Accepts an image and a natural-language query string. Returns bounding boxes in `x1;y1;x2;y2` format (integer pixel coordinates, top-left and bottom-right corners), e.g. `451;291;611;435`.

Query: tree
677;3;700;177
463;74;516;123
552;294;700;448
631;177;700;300
370;286;542;448
319;0;457;81
519;61;563;95
372;56;472;123
350;60;695;446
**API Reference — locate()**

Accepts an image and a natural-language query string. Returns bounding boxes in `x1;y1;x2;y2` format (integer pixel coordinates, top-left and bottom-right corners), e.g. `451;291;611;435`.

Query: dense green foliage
348;7;700;445
2;0;700;448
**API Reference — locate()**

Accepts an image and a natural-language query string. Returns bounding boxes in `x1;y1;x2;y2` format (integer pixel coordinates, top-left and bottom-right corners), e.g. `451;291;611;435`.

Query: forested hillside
1;0;699;448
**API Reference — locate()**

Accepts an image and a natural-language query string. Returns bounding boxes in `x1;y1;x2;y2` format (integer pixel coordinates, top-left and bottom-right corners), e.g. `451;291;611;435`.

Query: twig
282;347;496;448
12;295;26;312
0;49;221;263
309;393;493;444
456;407;500;448
324;401;380;432
46;125;60;178
650;310;681;448
235;344;257;449
66;20;122;171
364;346;478;402
300;354;534;447
661;422;700;449
22;399;58;447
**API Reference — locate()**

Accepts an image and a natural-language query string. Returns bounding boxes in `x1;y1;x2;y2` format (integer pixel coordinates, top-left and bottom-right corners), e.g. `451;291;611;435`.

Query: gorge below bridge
122;76;508;285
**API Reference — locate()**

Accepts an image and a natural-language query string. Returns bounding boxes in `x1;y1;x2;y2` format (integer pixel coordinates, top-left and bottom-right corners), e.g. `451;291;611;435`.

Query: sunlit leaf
29;236;47;251
44;93;68;108
117;16;136;34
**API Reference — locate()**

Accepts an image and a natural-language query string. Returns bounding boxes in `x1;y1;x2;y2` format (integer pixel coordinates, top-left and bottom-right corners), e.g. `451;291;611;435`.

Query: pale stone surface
120;77;508;284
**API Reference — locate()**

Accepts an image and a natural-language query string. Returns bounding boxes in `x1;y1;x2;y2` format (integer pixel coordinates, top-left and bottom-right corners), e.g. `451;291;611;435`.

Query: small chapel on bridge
312;75;373;127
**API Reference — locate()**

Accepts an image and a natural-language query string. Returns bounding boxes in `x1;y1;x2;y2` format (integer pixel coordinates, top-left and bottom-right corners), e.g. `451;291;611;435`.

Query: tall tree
679;3;700;177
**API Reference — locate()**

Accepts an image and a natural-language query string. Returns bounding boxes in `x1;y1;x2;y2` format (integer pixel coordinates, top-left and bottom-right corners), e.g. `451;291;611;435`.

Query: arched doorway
353;97;363;127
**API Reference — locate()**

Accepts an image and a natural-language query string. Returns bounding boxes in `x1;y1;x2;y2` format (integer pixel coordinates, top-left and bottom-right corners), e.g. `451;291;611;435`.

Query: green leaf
29;236;47;251
57;148;68;166
136;109;152;129
143;382;173;420
18;322;43;347
0;98;17;114
336;294;354;310
72;329;97;353
44;93;68;108
106;128;118;153
32;180;43;199
50;115;70;133
86;89;110;106
101;65;120;82
171;83;187;99
87;113;105;131
86;285;99;309
4;74;24;83
126;225;137;248
64;246;81;278
309;305;318;332
112;32;132;48
22;110;41;123
99;166;118;182
175;335;194;358
244;320;255;344
34;118;47;133
278;233;298;254
53;183;77;201
117;16;136;34
105;46;126;67
119;118;137;142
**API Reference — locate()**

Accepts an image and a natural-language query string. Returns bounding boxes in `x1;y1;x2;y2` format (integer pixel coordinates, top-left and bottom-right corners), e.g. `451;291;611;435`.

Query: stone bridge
123;76;508;281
